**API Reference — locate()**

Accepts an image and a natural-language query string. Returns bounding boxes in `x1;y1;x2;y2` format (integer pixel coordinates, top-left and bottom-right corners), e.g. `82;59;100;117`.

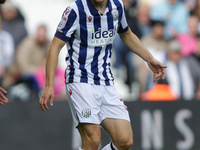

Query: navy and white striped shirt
55;0;129;86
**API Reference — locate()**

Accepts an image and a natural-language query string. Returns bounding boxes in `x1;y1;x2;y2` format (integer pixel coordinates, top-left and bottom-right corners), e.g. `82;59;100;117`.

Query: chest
75;10;121;47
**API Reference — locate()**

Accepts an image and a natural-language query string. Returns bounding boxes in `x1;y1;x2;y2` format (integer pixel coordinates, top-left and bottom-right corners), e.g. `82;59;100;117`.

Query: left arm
119;28;167;82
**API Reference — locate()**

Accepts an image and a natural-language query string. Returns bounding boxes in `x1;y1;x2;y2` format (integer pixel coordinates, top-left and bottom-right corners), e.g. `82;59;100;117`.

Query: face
152;24;164;39
188;16;199;36
168;0;177;5
196;39;200;55
2;9;17;21
168;51;182;63
36;26;47;45
137;5;150;25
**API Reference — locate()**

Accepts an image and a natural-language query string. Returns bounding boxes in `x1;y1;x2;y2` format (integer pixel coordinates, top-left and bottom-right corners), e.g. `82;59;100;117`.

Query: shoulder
19;37;35;46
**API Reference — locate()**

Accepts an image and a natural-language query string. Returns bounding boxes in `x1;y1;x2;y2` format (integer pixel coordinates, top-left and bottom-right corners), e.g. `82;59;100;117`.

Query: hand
0;87;8;105
39;86;54;111
147;59;167;82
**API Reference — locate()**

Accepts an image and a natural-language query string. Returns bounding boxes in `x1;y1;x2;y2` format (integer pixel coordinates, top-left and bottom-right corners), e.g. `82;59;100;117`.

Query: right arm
39;37;66;111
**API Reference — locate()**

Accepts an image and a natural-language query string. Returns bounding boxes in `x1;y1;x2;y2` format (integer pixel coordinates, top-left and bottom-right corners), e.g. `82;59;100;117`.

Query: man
39;0;167;149
150;0;189;39
135;20;167;92
166;40;200;100
0;20;14;104
2;25;49;89
0;0;8;105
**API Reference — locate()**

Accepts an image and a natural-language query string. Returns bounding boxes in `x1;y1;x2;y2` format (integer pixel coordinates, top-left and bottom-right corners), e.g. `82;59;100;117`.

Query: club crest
82;108;91;118
111;9;119;21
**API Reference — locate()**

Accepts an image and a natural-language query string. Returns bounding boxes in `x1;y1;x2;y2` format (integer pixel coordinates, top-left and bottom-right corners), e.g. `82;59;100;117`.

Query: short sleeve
117;6;129;33
55;6;78;42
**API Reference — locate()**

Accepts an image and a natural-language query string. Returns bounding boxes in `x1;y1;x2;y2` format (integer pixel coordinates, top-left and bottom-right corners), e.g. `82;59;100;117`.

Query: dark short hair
0;0;6;4
150;20;164;27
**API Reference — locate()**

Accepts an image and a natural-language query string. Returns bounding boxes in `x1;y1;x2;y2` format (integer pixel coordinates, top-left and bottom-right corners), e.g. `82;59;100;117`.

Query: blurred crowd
0;0;66;102
0;0;200;102
112;0;200;101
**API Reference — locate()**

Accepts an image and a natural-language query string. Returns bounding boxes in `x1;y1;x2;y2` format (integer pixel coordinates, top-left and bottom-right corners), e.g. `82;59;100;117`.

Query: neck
91;0;108;14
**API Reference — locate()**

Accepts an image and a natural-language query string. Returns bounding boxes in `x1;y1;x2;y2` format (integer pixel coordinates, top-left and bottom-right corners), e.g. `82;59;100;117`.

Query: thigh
101;118;133;143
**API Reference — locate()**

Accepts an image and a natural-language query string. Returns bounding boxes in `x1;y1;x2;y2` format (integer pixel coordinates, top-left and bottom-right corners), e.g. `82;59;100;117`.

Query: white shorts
66;83;130;127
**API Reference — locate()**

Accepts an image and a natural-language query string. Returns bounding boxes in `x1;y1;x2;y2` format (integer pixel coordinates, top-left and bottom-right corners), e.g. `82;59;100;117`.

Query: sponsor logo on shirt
91;27;116;47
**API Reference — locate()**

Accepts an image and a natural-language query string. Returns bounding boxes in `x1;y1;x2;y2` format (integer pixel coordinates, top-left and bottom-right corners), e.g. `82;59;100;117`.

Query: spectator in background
192;0;200;34
0;19;14;85
150;0;189;39
191;35;200;64
165;40;200;100
139;0;165;7
132;3;151;39
1;1;27;49
0;0;9;105
182;0;196;11
16;25;50;75
176;15;199;57
2;25;50;101
135;20;167;93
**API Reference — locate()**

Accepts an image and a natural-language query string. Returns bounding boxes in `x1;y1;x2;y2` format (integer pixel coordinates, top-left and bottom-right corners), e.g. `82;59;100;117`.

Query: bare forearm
45;49;59;87
45;37;66;87
119;28;154;62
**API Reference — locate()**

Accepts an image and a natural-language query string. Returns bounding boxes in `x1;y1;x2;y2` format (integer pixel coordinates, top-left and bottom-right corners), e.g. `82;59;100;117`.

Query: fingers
0;91;8;105
0;100;8;105
39;94;49;112
161;68;166;80
154;72;162;82
160;64;167;69
39;93;54;112
50;96;54;106
154;67;166;82
0;87;7;94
